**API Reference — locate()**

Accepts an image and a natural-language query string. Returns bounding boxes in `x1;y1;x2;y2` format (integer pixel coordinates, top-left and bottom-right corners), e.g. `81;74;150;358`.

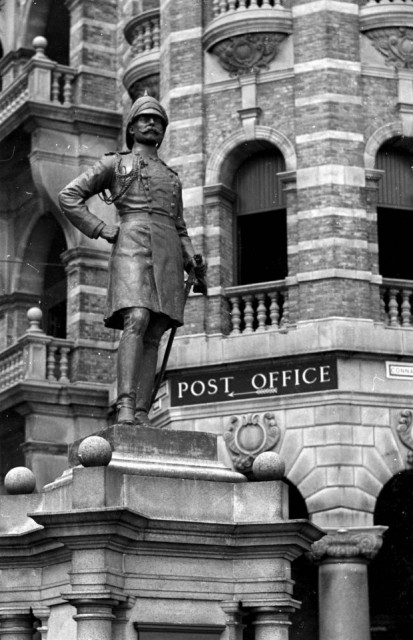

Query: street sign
169;354;338;406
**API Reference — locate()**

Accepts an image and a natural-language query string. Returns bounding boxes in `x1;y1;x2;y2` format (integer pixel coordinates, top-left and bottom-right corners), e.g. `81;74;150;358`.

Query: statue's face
129;114;165;147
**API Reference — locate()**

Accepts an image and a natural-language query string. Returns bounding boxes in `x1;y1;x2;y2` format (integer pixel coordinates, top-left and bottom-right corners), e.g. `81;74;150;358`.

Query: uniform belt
120;211;175;223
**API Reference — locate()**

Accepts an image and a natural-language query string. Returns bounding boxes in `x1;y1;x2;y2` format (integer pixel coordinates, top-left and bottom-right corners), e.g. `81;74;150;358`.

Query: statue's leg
116;307;150;425
134;313;170;427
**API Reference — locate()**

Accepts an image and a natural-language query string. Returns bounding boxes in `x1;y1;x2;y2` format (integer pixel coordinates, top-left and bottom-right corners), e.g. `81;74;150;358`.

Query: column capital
311;526;387;562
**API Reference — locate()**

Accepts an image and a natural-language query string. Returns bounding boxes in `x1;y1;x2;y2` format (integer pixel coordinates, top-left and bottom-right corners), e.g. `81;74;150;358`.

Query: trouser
117;307;170;417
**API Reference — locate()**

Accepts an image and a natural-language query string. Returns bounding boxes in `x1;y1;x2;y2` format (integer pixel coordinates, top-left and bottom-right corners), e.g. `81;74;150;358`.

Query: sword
150;254;204;408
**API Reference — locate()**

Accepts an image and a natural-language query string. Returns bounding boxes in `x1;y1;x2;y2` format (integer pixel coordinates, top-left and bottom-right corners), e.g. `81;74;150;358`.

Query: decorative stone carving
366;27;413;69
311;527;386;562
224;412;281;474
396;409;413;465
212;33;287;76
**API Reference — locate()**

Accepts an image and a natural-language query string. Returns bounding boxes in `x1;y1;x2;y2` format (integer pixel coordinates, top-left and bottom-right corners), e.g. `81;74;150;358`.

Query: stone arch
205;125;296;186
20;0;70;65
364;121;403;169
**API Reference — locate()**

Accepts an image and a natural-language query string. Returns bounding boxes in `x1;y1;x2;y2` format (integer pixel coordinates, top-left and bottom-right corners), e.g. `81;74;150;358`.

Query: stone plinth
67;424;246;483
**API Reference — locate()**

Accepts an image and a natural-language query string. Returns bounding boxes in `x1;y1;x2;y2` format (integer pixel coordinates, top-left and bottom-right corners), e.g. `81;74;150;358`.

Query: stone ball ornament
252;451;285;481
78;436;113;467
4;467;37;494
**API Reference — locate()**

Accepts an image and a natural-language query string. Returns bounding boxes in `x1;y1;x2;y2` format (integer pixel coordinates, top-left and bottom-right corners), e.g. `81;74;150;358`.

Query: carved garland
212;33;287;76
396;409;413;465
366;27;413;69
224;412;281;475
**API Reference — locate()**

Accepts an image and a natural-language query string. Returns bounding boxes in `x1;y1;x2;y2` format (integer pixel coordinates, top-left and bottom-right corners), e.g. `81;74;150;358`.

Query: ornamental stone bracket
311;526;387;563
224;411;281;476
203;5;292;77
396;409;413;465
122;8;160;101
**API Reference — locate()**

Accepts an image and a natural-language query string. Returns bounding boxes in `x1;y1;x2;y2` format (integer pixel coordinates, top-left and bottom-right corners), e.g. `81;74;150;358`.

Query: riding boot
134;339;159;428
116;332;143;425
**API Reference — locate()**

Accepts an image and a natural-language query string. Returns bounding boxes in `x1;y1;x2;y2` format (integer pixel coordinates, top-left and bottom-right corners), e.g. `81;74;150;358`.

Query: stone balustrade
212;0;284;16
364;0;413;4
225;280;288;334
380;279;413;327
0;308;73;393
0;36;76;127
130;15;160;56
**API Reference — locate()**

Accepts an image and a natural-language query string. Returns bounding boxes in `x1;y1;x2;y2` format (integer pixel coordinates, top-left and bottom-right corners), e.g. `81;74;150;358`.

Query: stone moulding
224;412;281;475
360;2;413;33
396;408;413;464
203;7;292;76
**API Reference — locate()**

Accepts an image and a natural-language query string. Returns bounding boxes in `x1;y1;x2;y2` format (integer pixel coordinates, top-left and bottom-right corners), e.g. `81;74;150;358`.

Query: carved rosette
366;27;413;69
224;412;281;475
212;33;287;77
311;528;386;562
396;409;413;465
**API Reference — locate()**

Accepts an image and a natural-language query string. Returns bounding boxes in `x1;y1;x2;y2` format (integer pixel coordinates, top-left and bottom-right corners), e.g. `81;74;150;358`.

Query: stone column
252;607;293;640
0;609;34;640
221;602;246;640
312;527;387;640
63;592;118;640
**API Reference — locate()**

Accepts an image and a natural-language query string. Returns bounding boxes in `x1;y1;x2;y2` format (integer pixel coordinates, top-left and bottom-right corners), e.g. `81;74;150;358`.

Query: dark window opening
376;140;413;281
0;409;25;493
370;470;413;639
233;150;287;285
42;222;67;338
45;0;70;65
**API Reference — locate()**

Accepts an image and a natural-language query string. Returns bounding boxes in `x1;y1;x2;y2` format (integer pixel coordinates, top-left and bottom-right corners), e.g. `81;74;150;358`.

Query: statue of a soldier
59;97;206;427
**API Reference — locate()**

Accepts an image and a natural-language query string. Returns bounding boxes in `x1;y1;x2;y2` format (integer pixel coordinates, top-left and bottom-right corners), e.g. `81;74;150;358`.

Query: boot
116;316;144;426
134;338;159;428
116;397;135;425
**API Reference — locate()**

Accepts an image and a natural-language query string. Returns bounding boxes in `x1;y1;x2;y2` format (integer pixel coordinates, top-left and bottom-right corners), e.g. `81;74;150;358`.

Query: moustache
144;126;162;134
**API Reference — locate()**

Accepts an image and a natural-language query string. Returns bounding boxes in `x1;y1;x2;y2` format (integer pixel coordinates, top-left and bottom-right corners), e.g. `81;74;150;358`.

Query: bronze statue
58;97;206;426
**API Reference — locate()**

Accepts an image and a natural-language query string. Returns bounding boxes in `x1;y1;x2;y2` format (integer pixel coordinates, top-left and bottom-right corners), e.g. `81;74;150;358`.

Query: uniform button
172;192;176;197
171;203;175;207
147;197;152;202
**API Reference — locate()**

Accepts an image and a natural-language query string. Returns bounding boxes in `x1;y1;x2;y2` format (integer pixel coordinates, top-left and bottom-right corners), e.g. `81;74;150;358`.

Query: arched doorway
20;213;68;337
369;470;413;638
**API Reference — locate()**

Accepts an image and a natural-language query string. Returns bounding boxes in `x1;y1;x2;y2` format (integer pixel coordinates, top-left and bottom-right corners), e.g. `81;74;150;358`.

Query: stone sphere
32;36;48;51
4;467;36;494
78;436;112;467
252;451;285;481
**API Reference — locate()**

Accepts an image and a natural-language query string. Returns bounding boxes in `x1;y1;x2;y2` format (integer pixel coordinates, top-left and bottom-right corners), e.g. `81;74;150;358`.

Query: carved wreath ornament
397;409;413;465
367;27;413;69
224;412;281;475
212;33;286;76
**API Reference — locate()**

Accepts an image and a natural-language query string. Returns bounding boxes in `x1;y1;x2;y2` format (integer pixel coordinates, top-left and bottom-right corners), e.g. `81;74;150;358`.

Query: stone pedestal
64;593;118;640
252;607;294;640
0;610;33;640
312;527;387;640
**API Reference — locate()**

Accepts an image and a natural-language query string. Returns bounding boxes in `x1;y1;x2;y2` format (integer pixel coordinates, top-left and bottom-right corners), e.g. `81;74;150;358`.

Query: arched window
23;0;70;65
20;214;68;338
232;150;287;285
376;139;413;280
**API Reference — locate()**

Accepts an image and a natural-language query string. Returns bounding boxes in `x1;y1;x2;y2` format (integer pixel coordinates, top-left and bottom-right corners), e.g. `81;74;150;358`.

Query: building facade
1;0;413;638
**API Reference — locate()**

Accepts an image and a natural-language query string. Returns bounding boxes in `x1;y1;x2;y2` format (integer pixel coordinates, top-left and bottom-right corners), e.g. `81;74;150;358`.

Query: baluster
213;0;221;16
47;345;57;381
134;27;144;54
219;0;227;13
249;0;259;7
229;296;241;334
59;347;70;383
152;19;160;49
380;290;388;325
281;293;290;327
63;73;73;105
269;291;280;327
262;0;271;6
401;288;412;327
238;0;247;8
51;71;61;102
256;293;267;331
143;22;152;51
243;295;254;333
273;0;282;5
389;288;400;327
228;0;236;9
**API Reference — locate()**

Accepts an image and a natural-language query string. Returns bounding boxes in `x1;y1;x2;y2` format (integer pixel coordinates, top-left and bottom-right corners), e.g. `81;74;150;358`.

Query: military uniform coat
58;152;195;330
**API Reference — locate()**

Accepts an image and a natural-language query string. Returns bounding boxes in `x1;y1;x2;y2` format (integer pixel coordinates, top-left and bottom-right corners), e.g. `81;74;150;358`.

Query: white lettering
294;368;300;386
191;380;205;396
252;373;267;390
220;376;235;393
269;371;279;388
320;365;331;383
208;378;218;395
178;381;189;398
302;367;317;384
282;370;292;387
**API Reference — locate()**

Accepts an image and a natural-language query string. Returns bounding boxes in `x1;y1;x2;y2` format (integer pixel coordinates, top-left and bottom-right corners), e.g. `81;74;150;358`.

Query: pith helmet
125;96;169;149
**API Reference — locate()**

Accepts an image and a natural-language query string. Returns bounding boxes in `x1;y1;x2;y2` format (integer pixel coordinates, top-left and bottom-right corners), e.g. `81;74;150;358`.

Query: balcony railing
380;279;413;327
360;0;413;32
0;37;76;129
123;9;161;99
0;308;73;394
225;280;288;334
212;0;285;16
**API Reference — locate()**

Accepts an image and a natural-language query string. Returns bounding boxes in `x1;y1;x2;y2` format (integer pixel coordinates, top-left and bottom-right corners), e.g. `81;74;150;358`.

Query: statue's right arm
58;155;115;239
